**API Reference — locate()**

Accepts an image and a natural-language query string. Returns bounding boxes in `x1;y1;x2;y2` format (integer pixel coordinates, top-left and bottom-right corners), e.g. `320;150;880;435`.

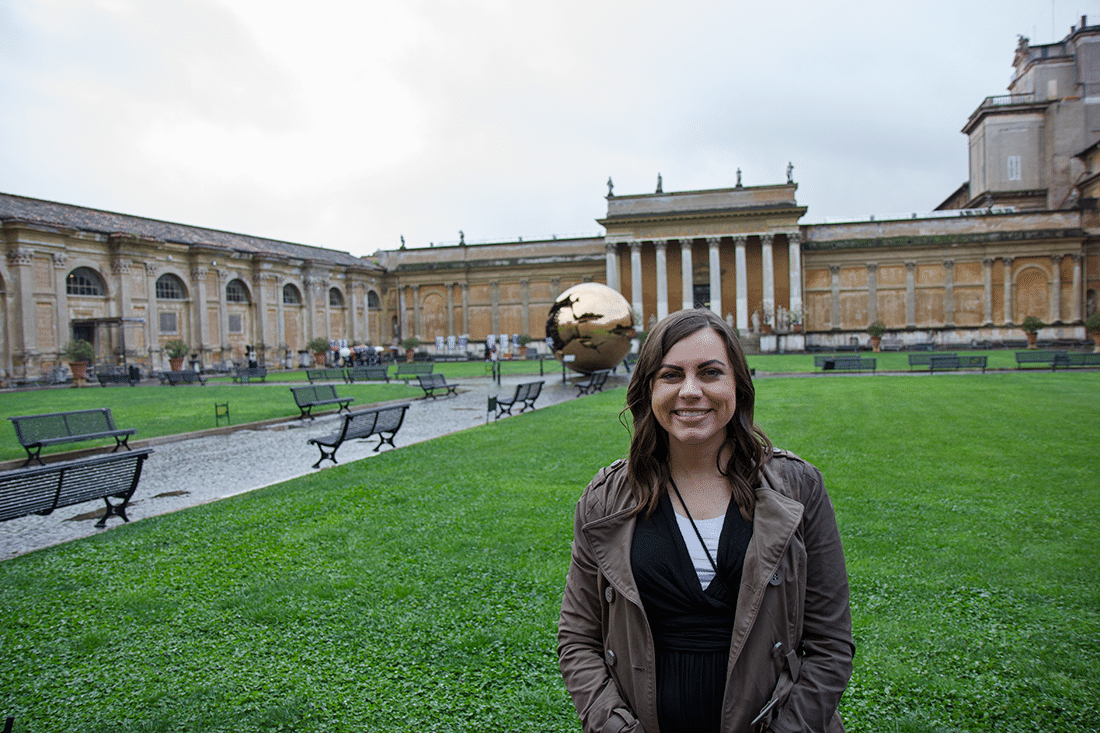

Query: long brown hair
624;309;772;520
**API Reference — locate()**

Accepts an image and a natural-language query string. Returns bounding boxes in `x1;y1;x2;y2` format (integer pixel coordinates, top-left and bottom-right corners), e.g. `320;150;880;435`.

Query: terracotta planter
405;349;415;363
1091;330;1100;353
1025;332;1038;349
761;324;773;335
313;352;326;366
169;357;185;372
792;324;802;333
69;361;87;387
870;336;882;353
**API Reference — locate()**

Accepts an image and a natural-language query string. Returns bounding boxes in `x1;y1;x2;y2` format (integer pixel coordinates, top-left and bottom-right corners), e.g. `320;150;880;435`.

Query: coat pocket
750;641;801;732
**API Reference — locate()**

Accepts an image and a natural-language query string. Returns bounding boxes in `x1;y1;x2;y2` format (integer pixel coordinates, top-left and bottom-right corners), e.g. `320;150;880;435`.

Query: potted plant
761;305;774;335
1086;312;1100;353
164;339;189;371
401;337;420;363
1020;315;1044;349
867;321;887;352
63;338;95;386
308;337;331;366
517;334;532;357
789;307;803;333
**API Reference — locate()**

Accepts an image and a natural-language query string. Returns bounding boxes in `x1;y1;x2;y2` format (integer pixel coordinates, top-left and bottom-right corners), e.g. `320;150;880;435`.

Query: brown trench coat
557;450;854;733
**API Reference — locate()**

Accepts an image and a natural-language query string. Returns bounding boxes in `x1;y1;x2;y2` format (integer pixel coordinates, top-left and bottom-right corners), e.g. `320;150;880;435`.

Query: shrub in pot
63;339;95;385
1020;316;1043;349
164;339;189;371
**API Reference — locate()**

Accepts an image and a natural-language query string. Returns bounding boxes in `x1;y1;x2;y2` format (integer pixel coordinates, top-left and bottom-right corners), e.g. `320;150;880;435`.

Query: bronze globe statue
546;282;636;373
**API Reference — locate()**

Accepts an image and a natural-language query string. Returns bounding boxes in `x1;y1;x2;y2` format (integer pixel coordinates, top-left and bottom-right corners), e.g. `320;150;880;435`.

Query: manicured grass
0;373;1097;731
0;383;421;462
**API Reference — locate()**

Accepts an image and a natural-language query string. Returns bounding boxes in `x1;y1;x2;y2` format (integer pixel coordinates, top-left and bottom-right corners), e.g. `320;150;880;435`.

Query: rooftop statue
656;173;663;193
607;177;614;197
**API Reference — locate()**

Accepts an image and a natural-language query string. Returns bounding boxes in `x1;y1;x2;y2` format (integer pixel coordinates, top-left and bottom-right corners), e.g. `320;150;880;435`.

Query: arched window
66;267;106;296
283;283;302;305
367;291;380;309
328;287;344;307
226;279;249;303
155;273;186;300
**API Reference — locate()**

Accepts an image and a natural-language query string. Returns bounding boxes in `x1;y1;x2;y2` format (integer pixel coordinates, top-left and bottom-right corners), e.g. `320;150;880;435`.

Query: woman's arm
772;462;855;732
558;491;643;733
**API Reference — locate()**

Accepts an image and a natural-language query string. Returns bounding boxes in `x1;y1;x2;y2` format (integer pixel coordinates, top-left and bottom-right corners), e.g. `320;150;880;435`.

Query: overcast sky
2;0;1097;257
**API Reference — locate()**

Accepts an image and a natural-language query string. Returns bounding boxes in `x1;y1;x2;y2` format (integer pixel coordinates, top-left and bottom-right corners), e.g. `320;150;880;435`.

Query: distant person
558;308;853;733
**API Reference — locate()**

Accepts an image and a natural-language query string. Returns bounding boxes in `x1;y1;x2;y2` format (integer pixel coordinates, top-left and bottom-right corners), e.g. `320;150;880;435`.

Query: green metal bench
290;385;355;420
305;368;347;384
308;404;410;467
9;408;137;467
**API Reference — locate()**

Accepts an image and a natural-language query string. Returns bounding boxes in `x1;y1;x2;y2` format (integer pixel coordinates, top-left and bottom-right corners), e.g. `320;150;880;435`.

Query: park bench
395;362;434;384
908;353;956;371
96;366;141;387
290;385;355;420
305;368;347;384
346;366;389;383
416;373;458;399
233;367;267;384
1053;352;1100;369
1014;351;1061;370
307;404;411;467
9;408;137;467
929;354;988;373
818;356;876;373
494;380;543;417
163;370;207;386
575;369;611;396
0;448;153;528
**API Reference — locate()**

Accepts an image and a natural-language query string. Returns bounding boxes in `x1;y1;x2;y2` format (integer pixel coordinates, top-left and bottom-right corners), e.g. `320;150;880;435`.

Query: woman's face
649;328;738;453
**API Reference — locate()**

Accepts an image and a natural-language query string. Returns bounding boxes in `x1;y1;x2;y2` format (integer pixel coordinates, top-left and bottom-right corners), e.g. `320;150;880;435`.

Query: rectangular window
229;314;243;333
159;312;178;333
1007;155;1021;181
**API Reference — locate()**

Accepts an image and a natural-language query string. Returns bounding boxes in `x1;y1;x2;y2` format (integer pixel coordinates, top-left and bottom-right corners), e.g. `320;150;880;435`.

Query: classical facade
2;23;1099;377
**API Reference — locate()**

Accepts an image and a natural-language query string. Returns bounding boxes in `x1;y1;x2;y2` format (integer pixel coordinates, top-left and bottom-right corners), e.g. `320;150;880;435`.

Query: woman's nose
679;375;702;397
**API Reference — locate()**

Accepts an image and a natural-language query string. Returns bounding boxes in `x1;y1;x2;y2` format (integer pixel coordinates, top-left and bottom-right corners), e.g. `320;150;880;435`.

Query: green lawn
0;373;1098;731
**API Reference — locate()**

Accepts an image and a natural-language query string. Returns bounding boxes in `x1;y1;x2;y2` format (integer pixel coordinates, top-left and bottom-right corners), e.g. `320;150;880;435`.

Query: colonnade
605;233;803;330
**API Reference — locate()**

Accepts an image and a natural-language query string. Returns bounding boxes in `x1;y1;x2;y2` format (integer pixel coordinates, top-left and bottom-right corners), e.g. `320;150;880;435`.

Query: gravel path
0;373;606;560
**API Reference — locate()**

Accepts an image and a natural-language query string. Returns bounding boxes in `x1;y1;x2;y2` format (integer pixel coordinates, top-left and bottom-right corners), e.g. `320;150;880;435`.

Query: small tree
164;339;189;359
63;339;95;363
400;337;420;351
866;321;887;338
308;337;331;355
1020;316;1044;334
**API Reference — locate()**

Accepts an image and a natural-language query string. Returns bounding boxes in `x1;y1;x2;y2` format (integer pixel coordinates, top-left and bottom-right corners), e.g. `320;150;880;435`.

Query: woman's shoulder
577;460;635;519
762;448;825;502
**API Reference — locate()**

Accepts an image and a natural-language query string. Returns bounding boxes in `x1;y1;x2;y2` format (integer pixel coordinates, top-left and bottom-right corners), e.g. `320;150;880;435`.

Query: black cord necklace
668;476;724;587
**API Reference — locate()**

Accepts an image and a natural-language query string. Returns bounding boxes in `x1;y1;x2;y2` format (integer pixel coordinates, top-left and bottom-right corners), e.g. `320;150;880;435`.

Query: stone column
411;284;421;339
760;234;774;326
707;236;722;317
490;281;500;335
830;265;842;329
788;233;803;318
8;248;37;369
275;275;286;351
520;279;531;335
53;252;70;356
734;236;748;332
866;263;879;324
191;266;208;354
143;261;158;363
905;262;916;328
605;243;620;291
322;279;333;340
461;283;470;335
445;283;456;337
1050;255;1063;323
629;241;643;320
216;269;229;353
396;283;406;340
253;272;269;354
654;240;669;320
361;284;370;344
1071;253;1083;323
943;260;955;327
680;238;694;310
982;258;994;325
1003;257;1014;324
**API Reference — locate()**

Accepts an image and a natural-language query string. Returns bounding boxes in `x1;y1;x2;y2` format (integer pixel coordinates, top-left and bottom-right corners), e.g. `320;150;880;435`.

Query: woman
558;309;853;733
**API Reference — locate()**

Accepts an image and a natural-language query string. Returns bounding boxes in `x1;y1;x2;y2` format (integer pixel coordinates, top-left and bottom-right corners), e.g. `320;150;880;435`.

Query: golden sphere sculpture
545;282;636;373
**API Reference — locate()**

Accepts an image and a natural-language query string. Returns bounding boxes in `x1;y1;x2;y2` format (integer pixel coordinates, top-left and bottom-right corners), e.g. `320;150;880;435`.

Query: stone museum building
2;22;1099;376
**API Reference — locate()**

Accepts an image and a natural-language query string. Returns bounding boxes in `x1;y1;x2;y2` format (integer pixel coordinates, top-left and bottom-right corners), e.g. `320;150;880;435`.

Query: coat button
605;587;615;603
605;649;616;666
770;571;782;586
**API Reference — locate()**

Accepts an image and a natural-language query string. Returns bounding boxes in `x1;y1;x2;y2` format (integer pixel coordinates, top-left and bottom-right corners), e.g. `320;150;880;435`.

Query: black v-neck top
631;492;754;733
